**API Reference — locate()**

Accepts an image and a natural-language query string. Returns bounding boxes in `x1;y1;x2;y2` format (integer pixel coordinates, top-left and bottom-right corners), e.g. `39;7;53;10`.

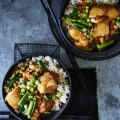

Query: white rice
69;0;118;5
64;0;119;16
31;56;70;111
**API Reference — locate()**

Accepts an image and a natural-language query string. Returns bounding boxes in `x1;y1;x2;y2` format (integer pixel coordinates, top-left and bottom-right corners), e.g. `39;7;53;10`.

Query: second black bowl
49;0;120;61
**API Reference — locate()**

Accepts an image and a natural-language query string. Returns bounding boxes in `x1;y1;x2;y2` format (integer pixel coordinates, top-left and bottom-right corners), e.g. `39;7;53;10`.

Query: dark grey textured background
0;0;120;120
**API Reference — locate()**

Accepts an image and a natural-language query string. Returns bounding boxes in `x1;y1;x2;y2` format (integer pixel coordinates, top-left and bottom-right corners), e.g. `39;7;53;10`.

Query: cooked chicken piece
90;16;106;23
39;98;55;113
74;40;90;51
106;6;119;20
93;22;109;38
29;62;42;74
20;70;34;80
37;72;58;94
89;6;107;23
89;5;119;23
68;27;85;41
5;86;21;110
98;37;106;44
68;27;90;51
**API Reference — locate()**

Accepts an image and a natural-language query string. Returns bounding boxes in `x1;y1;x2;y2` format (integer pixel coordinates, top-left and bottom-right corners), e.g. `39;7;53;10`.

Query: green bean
19;101;27;112
29;100;37;119
69;21;86;32
38;60;48;73
6;73;22;88
26;101;34;116
67;18;89;26
68;21;83;31
73;22;88;29
18;92;28;106
97;40;114;51
73;6;79;12
66;11;80;19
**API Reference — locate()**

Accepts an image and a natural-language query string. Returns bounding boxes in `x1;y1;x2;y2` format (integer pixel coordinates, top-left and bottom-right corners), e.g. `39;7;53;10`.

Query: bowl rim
2;54;72;120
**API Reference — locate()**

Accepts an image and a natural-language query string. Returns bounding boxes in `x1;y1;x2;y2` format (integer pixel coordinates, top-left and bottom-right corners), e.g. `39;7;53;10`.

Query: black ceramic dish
49;0;120;60
2;54;71;120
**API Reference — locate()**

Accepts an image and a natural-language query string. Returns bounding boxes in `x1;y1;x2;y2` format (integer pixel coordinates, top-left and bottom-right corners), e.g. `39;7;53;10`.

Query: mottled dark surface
0;0;120;120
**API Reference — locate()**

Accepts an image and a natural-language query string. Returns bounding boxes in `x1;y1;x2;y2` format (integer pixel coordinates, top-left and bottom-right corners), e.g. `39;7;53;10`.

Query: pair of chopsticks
40;0;88;92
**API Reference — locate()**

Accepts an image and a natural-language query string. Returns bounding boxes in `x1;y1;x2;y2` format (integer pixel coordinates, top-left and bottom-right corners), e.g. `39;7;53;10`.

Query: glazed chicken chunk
5;86;21;110
37;72;58;94
93;22;109;38
89;6;107;23
68;27;90;51
39;98;55;113
89;5;119;23
106;6;119;20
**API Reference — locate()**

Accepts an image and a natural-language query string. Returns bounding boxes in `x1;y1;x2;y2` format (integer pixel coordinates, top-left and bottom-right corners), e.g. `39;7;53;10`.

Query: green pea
34;90;38;94
29;80;35;85
115;20;120;25
35;80;39;85
52;95;55;101
87;18;91;23
57;92;63;98
26;60;29;64
86;6;89;9
32;72;38;77
85;9;89;13
117;16;120;20
30;87;34;93
87;34;91;39
44;111;49;114
82;13;88;19
21;88;26;93
28;96;33;99
33;85;36;88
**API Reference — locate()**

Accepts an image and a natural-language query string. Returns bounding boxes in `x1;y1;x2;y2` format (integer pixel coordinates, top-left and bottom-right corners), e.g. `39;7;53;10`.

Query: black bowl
2;54;71;120
49;0;120;61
